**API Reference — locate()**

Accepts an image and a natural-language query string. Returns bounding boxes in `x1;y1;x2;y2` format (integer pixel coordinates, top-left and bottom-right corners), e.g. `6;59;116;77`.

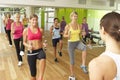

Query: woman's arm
63;24;69;38
40;28;43;41
11;19;14;23
80;24;86;36
22;19;24;25
50;25;53;36
11;22;15;34
23;28;29;48
5;19;8;25
3;19;6;26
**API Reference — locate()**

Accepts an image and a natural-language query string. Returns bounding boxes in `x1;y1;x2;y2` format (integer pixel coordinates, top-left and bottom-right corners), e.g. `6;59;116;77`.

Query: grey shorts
68;41;86;65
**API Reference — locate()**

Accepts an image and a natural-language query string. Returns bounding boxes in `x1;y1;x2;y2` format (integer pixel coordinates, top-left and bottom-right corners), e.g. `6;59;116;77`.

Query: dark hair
62;16;65;20
83;17;86;19
100;12;120;41
30;14;38;20
54;18;59;22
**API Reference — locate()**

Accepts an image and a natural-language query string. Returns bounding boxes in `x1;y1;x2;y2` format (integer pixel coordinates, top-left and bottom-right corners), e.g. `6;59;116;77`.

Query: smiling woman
23;14;46;80
11;13;25;66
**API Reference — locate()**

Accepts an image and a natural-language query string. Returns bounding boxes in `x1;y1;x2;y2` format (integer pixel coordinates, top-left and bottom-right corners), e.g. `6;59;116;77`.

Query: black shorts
52;38;60;47
27;48;46;77
27;48;46;59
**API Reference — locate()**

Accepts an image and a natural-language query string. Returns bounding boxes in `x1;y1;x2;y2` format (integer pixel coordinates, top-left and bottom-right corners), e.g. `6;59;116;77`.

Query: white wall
0;14;5;33
0;0;118;10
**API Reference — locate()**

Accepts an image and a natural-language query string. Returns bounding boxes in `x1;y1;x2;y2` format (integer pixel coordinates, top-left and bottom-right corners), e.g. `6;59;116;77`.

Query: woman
22;13;29;28
89;12;120;80
5;13;13;47
60;16;66;39
82;17;93;49
64;11;88;80
23;14;46;80
11;13;24;66
50;18;63;62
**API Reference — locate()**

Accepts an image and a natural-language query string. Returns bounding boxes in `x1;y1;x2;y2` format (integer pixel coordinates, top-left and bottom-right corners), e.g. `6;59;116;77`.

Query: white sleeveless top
101;51;120;80
52;26;60;39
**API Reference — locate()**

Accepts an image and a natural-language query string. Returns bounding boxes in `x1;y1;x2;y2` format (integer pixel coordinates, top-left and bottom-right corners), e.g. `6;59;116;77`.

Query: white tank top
101;51;120;80
52;26;60;39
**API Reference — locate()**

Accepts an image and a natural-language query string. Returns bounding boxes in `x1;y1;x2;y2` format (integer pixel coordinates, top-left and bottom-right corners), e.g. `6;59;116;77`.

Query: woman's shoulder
89;55;114;67
38;27;43;33
89;54;117;79
89;54;116;73
65;23;71;27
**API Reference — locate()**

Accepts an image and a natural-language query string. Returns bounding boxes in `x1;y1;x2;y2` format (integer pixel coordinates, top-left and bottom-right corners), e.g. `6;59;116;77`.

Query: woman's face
30;17;38;27
54;19;59;24
7;14;11;18
15;15;20;22
71;14;78;21
83;18;87;23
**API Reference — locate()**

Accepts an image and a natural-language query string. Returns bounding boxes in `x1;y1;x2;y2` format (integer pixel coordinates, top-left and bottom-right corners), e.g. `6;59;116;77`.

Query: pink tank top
27;27;42;40
6;19;12;30
13;22;23;39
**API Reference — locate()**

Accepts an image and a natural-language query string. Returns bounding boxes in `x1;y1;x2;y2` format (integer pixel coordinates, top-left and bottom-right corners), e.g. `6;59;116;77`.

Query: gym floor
0;31;105;80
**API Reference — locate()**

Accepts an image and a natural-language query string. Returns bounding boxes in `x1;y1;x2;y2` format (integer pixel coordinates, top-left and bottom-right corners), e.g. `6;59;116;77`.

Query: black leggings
27;48;46;77
4;27;7;33
6;30;12;45
14;37;25;61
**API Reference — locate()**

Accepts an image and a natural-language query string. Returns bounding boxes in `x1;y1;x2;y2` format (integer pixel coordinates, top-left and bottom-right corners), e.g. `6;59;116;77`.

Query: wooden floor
0;31;105;80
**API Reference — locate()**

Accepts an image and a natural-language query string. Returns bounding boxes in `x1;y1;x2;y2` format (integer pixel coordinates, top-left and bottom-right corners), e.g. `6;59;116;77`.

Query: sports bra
27;27;42;40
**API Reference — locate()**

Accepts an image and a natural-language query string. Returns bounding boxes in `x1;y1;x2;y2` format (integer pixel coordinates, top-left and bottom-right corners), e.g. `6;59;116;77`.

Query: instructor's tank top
68;24;81;42
101;51;120;80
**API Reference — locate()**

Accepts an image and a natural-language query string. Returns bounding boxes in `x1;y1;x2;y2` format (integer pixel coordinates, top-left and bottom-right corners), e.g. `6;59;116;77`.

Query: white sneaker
20;51;24;56
18;61;23;66
68;76;75;80
9;45;12;47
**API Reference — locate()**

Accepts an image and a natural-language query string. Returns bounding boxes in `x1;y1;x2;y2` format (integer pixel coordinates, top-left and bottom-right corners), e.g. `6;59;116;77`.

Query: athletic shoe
80;65;88;74
20;51;24;56
9;45;12;47
68;76;75;80
18;61;23;66
58;51;62;57
54;58;58;62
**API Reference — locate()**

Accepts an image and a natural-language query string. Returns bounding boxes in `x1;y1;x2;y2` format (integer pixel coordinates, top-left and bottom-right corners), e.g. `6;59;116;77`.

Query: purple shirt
82;23;89;34
60;21;66;32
